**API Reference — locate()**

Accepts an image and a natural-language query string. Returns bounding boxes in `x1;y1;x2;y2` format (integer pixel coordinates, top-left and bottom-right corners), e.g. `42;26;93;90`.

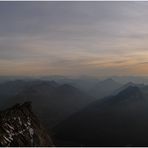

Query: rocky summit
0;102;53;147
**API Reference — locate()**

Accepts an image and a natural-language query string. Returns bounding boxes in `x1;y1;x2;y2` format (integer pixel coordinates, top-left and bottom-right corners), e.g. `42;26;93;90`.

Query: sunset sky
1;2;148;77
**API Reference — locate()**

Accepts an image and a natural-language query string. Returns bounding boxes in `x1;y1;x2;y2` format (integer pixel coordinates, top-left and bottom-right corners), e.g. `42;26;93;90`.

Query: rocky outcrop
0;102;53;147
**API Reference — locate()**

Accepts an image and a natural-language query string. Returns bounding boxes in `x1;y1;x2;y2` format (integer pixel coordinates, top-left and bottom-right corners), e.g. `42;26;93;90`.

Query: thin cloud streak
0;2;148;76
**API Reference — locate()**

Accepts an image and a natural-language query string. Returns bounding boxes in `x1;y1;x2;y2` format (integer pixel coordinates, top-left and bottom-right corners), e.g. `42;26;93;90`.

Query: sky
1;1;148;77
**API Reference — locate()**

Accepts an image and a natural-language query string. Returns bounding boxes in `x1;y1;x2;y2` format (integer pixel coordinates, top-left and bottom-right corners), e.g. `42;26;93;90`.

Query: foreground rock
0;102;53;147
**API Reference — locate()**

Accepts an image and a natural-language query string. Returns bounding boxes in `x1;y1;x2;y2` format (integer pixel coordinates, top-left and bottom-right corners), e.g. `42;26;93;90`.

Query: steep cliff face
0;102;53;147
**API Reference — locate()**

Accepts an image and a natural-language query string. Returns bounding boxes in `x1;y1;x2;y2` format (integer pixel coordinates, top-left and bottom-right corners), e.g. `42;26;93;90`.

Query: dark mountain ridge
90;78;122;98
54;86;148;146
5;82;96;130
0;80;58;109
113;81;145;96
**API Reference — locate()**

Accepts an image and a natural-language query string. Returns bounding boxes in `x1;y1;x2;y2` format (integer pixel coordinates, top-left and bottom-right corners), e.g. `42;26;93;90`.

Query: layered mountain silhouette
0;80;58;109
113;82;145;96
54;86;148;146
90;78;122;98
0;102;53;147
3;79;148;146
5;81;95;130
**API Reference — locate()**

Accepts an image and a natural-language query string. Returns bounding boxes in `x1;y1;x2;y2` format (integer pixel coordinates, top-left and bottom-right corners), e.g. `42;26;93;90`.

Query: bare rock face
0;102;53;147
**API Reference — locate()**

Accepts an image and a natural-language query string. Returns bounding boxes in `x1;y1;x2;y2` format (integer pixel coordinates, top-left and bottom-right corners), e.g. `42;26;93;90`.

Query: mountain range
3;80;96;130
1;78;148;146
53;85;148;146
90;78;122;98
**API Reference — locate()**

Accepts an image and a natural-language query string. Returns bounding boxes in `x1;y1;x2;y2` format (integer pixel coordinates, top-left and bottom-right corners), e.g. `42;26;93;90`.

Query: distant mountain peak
91;78;122;99
116;86;143;101
99;78;120;86
102;78;115;83
60;83;74;88
125;81;136;86
112;82;136;96
54;84;80;95
106;78;114;81
57;84;77;91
